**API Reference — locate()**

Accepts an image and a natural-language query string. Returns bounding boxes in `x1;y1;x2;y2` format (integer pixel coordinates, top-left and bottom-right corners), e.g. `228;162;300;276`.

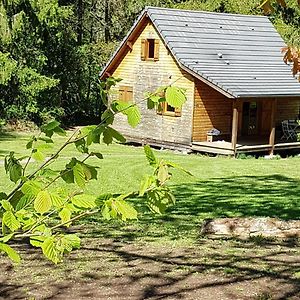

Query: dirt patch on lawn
1;236;300;300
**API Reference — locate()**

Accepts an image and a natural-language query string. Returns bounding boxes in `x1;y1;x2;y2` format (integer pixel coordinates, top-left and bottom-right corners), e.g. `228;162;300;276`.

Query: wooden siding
193;80;232;142
276;98;300;124
111;20;195;145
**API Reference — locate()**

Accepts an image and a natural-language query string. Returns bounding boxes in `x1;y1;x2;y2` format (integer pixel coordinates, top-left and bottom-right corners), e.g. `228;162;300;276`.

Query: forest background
1;0;299;126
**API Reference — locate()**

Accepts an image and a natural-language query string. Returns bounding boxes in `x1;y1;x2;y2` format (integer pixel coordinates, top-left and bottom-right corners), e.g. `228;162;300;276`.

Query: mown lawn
1;130;300;299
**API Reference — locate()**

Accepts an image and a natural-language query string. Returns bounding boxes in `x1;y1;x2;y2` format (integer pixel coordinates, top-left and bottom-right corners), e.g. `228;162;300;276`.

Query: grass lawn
1;130;300;299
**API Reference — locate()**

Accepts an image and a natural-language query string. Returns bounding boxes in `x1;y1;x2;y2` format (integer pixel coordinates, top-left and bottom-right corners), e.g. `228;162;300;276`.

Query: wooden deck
192;139;300;155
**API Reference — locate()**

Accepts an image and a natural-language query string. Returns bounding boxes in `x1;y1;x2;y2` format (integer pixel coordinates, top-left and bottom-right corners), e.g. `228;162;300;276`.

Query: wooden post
269;99;277;155
231;100;239;157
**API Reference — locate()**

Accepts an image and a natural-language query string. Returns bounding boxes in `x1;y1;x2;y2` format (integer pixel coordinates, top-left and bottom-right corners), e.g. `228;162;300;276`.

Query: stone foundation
201;217;300;239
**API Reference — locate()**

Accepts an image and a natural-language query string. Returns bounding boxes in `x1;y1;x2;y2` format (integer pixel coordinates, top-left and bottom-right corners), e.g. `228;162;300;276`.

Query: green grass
2;130;300;300
1;130;300;244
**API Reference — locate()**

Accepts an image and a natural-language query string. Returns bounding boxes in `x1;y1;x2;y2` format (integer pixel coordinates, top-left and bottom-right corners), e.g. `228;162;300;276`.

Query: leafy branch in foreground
0;77;190;264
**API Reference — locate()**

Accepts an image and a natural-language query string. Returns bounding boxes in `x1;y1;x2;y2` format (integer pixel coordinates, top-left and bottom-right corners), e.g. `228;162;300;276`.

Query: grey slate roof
101;7;300;98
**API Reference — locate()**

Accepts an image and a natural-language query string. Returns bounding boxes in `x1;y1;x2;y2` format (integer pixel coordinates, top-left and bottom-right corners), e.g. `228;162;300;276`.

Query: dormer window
141;39;159;61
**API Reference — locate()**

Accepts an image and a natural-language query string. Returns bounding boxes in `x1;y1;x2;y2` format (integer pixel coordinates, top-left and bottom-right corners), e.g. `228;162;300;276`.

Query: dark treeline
1;0;300;126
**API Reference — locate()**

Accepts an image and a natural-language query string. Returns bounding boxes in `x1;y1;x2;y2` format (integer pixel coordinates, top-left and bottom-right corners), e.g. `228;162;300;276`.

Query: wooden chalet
100;7;300;155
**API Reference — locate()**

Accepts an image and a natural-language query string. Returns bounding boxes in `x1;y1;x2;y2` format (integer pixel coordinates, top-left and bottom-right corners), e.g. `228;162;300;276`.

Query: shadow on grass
85;174;300;242
1;174;300;299
172;174;300;220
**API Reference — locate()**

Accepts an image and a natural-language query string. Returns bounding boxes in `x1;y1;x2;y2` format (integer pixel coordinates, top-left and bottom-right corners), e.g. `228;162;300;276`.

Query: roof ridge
145;6;268;19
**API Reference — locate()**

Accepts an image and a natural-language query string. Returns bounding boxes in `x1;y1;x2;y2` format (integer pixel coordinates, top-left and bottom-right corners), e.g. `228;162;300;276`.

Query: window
158;102;181;117
141;39;159;61
119;86;133;102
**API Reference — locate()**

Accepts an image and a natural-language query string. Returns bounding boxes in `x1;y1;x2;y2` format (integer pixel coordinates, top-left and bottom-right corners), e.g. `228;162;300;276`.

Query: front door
242;101;258;136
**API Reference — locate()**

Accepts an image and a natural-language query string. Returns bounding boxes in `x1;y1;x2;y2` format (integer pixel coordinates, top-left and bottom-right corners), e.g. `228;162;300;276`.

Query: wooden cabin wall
276;98;300;124
110;21;195;145
193;80;232;142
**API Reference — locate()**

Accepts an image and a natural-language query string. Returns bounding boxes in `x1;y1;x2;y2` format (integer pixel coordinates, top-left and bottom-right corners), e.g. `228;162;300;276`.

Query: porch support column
231;100;239;157
269;98;277;155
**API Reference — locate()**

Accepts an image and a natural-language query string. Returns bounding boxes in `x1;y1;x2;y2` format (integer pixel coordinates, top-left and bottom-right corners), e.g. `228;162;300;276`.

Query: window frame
141;38;160;61
157;102;181;117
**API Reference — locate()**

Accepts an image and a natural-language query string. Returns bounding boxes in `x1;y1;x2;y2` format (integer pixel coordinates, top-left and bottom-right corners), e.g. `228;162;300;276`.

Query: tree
0;78;190;264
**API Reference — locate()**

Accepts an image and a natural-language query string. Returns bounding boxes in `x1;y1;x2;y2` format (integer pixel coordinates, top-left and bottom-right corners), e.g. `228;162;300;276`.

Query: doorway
241;101;258;136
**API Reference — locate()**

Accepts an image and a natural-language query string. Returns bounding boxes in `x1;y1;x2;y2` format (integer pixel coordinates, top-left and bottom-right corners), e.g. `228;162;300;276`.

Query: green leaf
165;161;193;176
1;200;13;211
0;233;14;243
155;86;167;94
41;120;60;131
2;211;21;231
5;153;23;183
0;193;7;200
0;243;20;263
101;109;115;125
59;208;72;227
71;194;96;209
30;236;46;248
81;163;97;181
147;98;155;109
109;127;126;143
146;189;176;214
149;95;161;103
61;234;81;251
86;126;104;145
16;194;34;211
39;168;59;180
32;224;52;236
50;193;64;207
91;152;103;159
139;176;154;196
126;105;141;128
103;126;126;144
116;101;141;127
34;191;52;214
78;125;97;138
95;193;113;206
102;204;111;220
165;86;186;108
41;121;66;137
74;139;89;154
61;169;74;184
32;149;45;161
73;163;86;188
144;145;158;167
42;237;60;264
26;136;36;149
157;164;169;184
113;199;138;221
21;180;41;196
38;137;54;143
103;127;113;145
9;191;23;210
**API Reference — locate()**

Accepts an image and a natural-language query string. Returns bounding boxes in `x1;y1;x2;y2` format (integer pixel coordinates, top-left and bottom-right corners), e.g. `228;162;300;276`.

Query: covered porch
192;139;300;155
192;98;300;156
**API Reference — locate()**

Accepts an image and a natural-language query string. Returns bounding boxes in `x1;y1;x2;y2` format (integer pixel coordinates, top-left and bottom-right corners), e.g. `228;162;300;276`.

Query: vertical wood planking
192;80;232;142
